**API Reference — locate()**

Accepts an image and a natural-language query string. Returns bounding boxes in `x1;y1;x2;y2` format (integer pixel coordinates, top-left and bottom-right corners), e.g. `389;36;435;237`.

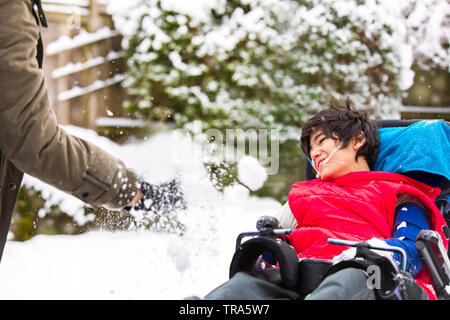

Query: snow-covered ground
0;126;282;299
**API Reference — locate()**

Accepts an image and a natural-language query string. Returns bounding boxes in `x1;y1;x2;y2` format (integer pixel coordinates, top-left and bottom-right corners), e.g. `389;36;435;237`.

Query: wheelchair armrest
415;230;450;299
235;229;292;252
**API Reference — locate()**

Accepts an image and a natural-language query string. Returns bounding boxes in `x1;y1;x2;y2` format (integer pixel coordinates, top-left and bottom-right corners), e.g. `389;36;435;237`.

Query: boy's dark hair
300;98;380;169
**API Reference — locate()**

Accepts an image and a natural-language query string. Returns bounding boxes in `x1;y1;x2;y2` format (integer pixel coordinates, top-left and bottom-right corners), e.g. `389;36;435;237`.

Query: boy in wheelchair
205;99;450;300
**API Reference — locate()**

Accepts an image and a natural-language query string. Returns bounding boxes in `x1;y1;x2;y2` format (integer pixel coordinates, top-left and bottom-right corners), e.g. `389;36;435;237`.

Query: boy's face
309;130;367;180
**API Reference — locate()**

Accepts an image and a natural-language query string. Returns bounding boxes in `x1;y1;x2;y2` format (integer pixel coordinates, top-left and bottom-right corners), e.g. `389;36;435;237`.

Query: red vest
286;171;448;298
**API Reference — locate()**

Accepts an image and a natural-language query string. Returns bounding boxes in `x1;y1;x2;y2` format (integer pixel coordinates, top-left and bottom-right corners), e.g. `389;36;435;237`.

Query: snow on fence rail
46;27;120;55
41;0;91;23
52;50;124;78
58;73;124;101
42;0;90;5
95;117;147;128
42;3;90;17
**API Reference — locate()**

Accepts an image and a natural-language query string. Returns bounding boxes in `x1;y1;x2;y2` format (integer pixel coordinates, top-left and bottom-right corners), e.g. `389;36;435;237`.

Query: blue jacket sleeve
384;202;430;277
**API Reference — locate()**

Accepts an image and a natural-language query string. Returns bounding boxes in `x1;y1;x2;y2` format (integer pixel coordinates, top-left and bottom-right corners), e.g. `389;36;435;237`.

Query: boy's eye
319;137;326;144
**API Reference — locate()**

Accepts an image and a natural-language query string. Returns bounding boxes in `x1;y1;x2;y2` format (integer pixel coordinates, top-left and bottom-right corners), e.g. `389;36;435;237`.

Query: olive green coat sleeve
0;0;140;209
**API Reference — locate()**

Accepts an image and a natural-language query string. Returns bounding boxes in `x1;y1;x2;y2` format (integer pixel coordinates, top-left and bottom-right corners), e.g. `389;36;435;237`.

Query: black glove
256;215;281;230
131;179;186;214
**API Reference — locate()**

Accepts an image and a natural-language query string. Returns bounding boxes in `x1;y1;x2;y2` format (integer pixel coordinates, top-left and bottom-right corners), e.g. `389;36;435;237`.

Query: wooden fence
400;105;450;121
41;0;127;129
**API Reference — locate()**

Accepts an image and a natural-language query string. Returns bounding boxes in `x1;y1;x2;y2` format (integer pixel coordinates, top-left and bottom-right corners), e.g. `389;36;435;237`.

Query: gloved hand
256;215;281;230
131;179;186;214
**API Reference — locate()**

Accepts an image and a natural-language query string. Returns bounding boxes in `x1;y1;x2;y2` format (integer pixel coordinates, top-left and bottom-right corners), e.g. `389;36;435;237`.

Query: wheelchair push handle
234;216;292;251
235;228;292;252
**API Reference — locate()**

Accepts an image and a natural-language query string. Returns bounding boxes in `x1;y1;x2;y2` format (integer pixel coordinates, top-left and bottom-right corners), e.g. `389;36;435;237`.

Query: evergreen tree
112;0;424;133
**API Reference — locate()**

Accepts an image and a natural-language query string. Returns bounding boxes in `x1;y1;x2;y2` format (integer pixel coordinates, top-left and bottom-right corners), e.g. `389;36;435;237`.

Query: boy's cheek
320;163;344;180
319;168;334;180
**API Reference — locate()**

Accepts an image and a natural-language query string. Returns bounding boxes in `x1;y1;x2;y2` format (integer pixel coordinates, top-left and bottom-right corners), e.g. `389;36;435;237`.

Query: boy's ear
352;131;366;151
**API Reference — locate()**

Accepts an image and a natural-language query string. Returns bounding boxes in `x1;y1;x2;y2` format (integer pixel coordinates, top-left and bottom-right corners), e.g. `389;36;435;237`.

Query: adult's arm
0;0;139;209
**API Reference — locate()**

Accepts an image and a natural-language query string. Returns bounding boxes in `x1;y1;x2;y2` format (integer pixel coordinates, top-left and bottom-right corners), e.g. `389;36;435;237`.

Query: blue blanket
374;120;450;187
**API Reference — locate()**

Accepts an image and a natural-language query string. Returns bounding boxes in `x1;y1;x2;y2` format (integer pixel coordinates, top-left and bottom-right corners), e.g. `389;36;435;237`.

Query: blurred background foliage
122;0;404;131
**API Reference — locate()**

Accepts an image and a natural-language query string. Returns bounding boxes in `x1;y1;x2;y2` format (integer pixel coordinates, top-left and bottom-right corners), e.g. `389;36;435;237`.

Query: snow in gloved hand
134;180;186;214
